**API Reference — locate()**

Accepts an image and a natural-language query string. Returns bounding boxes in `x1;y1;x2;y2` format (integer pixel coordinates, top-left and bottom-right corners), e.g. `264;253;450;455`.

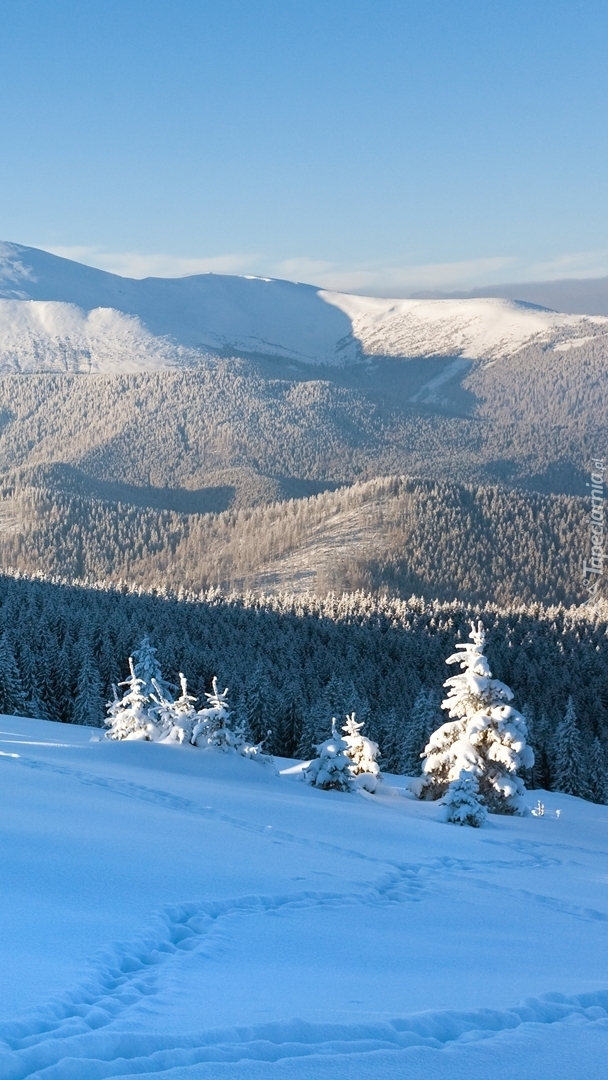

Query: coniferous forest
0;569;606;799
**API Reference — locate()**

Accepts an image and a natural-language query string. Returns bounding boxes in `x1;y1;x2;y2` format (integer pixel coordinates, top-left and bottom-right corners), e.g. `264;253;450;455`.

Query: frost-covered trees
440;771;487;827
104;642;270;757
341;713;381;792
105;659;157;741
304;719;355;791
553;697;589;798
305;714;380;792
419;621;534;814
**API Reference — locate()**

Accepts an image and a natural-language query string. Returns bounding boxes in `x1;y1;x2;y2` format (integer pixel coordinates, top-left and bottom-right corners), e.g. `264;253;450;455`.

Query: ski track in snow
3;746;608;1076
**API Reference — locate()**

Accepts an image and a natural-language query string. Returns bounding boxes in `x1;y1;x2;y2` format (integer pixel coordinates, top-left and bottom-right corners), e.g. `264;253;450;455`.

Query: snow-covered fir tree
153;673;198;743
553;697;589;798
105;659;158;741
191;677;231;748
419;621;534;814
341;713;381;792
132;636;173;713
440;771;487;827
304;719;355;791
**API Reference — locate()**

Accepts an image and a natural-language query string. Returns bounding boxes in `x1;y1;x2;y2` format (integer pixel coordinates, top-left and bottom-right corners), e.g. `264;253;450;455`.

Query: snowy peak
0;241;607;373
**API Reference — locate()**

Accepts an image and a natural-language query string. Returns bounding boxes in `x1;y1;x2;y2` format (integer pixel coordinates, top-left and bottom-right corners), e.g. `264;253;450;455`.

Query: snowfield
1;717;608;1078
1;241;608;371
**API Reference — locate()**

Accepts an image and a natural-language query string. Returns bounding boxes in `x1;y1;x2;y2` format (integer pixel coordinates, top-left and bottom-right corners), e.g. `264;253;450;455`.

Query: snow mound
0;299;200;373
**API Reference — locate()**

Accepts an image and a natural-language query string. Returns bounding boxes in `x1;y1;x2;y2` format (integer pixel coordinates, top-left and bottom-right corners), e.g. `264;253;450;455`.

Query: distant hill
411;275;608;316
0;468;590;607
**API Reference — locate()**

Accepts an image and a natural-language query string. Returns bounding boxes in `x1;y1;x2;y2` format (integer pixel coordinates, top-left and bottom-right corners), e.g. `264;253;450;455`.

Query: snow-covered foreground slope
2;717;608;1078
1;241;607;370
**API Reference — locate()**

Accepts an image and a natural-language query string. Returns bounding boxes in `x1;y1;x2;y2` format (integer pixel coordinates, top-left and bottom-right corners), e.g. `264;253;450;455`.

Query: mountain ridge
1;242;606;372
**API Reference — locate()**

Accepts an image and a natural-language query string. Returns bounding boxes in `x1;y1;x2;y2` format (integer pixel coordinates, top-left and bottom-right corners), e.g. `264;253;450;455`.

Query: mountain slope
0;300;203;373
322;291;606;359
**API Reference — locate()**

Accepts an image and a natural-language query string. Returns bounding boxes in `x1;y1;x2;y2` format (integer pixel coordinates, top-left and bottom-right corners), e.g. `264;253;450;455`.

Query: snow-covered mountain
1;241;606;373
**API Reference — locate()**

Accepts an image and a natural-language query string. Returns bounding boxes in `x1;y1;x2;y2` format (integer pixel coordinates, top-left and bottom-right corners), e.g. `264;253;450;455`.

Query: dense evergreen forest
0;470;592;606
0;571;606;797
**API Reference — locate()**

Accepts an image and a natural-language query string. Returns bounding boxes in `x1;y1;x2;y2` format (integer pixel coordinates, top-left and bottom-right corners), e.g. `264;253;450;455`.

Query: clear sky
0;0;607;293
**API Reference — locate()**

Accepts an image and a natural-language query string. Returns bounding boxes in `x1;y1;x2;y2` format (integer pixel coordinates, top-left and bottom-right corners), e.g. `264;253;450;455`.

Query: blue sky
0;0;607;292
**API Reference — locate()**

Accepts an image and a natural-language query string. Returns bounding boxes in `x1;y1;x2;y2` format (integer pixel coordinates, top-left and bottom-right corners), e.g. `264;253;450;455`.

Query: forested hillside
0;573;605;797
0;328;604;510
0;470;591;606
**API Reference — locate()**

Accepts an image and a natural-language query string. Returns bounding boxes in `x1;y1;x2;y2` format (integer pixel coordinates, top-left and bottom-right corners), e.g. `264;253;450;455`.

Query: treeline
0;571;606;797
0;471;591;606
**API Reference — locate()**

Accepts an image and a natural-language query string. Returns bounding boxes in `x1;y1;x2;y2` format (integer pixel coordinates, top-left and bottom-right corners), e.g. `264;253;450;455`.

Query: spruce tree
244;665;270;745
105;659;156;740
132;636;173;709
341;712;381;791
0;634;28;718
191;677;234;750
587;737;607;804
420;621;534;814
399;688;439;775
525;706;553;790
552;697;589;799
304;719;354;791
440;771;487;827
72;651;105;727
153;673;198;743
271;687;303;758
